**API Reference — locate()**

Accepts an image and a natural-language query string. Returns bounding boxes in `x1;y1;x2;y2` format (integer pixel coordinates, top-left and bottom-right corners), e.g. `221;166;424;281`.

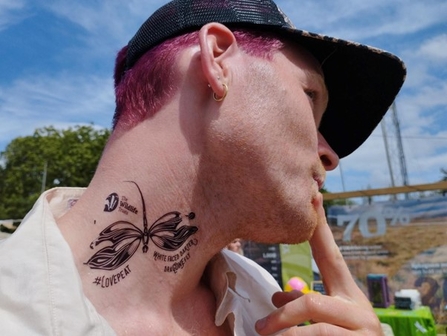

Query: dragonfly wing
86;221;142;270
151;225;198;251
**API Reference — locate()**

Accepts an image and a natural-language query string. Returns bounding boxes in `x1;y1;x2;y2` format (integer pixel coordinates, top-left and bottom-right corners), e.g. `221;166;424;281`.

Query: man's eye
305;90;316;100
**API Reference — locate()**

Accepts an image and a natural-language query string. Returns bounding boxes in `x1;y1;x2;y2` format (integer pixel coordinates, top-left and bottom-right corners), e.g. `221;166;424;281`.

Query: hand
255;201;382;335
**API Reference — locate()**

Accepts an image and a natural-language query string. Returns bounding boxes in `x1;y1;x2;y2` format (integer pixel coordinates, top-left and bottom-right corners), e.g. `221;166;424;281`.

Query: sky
0;0;446;196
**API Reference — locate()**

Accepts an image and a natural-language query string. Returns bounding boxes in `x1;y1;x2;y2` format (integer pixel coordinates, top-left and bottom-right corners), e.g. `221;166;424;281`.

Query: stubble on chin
251;200;320;245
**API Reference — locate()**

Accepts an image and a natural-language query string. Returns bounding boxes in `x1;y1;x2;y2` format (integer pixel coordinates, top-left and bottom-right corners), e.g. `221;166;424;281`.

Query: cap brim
278;28;406;158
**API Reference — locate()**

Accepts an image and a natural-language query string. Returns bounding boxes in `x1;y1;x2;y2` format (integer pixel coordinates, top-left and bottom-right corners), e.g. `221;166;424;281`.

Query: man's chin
250;199;320;244
277;219;318;245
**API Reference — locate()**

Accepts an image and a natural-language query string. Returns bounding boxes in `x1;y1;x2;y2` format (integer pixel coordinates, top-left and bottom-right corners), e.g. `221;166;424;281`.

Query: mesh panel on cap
126;0;289;70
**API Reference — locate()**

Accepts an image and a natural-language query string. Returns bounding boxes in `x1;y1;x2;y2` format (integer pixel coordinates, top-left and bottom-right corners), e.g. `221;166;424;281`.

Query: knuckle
362;310;383;332
301;293;322;314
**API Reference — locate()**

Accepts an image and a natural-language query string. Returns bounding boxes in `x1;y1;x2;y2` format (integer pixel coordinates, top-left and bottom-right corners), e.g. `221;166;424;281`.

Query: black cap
126;0;406;158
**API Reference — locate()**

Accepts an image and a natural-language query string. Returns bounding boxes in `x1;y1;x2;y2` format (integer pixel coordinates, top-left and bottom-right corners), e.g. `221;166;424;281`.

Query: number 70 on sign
336;208;410;242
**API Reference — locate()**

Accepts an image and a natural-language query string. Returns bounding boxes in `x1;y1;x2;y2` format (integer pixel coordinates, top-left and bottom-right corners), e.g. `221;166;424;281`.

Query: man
0;0;406;335
227;238;244;255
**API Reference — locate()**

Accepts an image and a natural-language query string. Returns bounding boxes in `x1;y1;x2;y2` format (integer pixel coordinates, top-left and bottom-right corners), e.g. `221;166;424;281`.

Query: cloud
42;1;164;46
417;34;447;62
28;1;167;71
358;2;447;38
0;71;114;147
0;0;28;31
282;0;447;42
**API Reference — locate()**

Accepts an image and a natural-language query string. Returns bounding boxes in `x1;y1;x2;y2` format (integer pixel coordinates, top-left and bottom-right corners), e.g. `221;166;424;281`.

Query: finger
256;292;378;335
281;323;359;336
309;204;368;302
271;290;303;308
255;294;317;335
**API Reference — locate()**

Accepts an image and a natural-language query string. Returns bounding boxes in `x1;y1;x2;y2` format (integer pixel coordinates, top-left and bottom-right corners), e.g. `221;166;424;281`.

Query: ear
199;23;238;98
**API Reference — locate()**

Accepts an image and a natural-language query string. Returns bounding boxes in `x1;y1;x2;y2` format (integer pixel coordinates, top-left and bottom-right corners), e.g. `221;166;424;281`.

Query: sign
243;241;312;290
328;195;447;324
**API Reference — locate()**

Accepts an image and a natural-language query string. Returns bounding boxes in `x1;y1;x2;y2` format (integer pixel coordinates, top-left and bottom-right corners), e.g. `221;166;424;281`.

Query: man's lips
313;175;324;190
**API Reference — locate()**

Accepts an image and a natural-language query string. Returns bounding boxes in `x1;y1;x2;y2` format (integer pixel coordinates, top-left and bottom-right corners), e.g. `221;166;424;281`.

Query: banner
327;195;447;324
242;241;312;290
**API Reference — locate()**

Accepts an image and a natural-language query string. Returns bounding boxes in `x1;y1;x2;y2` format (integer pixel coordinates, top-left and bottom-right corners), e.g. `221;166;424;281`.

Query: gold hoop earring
213;83;228;102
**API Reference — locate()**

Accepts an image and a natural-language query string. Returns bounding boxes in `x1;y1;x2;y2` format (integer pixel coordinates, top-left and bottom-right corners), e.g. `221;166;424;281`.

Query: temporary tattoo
104;193;119;212
118;195;138;215
85;181;198;271
93;265;131;288
67;198;78;209
152;237;198;271
162;238;198;273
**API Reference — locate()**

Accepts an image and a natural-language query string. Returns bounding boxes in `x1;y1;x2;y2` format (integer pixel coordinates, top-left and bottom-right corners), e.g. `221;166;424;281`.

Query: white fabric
212;250;286;336
0;188;114;336
0;188;284;336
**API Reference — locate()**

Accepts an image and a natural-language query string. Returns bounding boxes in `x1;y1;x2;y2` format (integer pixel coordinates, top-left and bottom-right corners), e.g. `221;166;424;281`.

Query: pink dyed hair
112;29;284;130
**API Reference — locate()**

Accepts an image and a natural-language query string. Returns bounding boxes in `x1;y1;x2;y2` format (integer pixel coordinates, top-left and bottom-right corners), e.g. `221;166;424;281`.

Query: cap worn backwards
125;0;406;158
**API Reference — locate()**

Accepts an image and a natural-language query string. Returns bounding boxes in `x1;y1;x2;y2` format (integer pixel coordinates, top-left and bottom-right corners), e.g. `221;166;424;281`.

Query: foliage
321;187;354;213
439;168;447;196
0;125;110;220
0;224;16;234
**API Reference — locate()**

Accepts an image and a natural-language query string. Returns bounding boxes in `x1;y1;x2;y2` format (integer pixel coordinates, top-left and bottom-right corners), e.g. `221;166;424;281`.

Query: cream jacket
0;188;283;336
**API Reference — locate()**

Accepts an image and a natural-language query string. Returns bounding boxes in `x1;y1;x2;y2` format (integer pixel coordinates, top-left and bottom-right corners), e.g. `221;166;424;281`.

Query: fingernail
256;317;267;330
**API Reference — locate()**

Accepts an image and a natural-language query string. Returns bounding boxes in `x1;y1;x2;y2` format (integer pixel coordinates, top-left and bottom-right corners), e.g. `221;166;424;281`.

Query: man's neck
55;114;240;334
56;175;230;335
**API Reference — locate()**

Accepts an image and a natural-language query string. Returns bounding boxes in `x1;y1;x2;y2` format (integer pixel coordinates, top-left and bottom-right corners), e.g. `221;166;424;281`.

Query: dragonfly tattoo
85;181;198;271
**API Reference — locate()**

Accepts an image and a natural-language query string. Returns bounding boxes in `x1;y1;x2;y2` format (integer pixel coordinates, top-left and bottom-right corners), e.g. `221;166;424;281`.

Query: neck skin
56;89;235;334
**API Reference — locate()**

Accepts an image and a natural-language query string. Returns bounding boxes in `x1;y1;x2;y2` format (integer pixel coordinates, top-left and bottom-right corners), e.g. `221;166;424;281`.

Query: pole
391;102;409;187
381;120;395;188
41;161;47;193
339;160;346;192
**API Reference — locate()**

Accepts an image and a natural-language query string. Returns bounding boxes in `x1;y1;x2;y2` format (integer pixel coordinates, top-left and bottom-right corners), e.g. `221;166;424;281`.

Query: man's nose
318;132;339;171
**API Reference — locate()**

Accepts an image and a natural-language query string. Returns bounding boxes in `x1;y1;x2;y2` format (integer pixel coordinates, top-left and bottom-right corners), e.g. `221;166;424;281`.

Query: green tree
439;168;447;196
0;125;110;220
440;168;447;183
321;187;354;213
